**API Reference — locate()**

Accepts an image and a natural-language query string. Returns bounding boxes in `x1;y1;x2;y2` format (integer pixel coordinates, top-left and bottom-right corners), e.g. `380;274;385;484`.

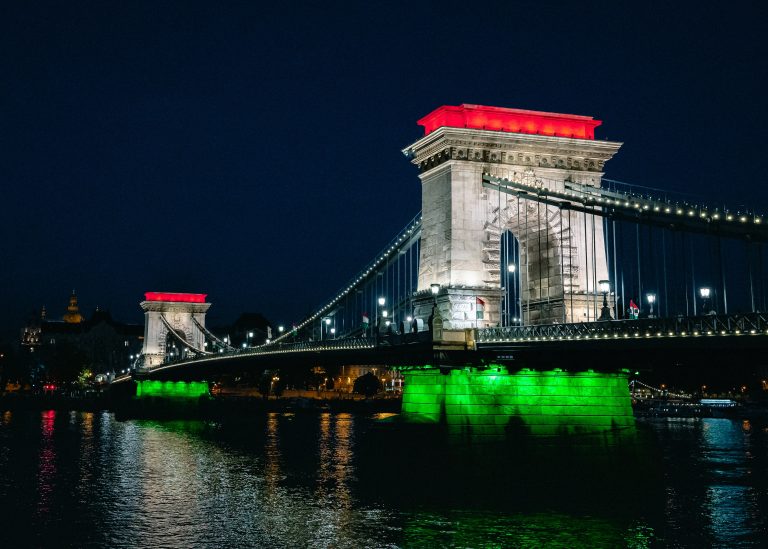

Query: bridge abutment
399;366;634;438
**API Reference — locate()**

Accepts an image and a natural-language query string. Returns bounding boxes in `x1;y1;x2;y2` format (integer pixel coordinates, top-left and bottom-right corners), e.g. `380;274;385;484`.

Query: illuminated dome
63;290;84;324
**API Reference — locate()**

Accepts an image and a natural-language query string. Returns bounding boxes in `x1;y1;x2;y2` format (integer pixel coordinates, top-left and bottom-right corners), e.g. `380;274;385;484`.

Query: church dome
63;290;84;324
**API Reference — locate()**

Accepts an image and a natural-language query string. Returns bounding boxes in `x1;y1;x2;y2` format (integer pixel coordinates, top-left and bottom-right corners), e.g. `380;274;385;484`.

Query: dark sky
2;1;767;337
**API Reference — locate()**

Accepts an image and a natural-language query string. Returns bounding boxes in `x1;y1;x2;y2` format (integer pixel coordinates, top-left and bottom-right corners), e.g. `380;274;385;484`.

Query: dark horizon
3;1;768;340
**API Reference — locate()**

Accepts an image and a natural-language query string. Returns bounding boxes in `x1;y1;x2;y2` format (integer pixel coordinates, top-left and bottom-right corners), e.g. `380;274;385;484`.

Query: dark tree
353;372;382;398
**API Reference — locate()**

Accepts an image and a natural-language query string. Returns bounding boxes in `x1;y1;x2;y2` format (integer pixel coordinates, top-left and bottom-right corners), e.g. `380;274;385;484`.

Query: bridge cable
686;232;694;316
191;317;234;352
619;220;626;318
747;241;756;312
537;199;542;319
524;193;530;325
559;207;566;323
592;208;598;320
717;236;728;314
662;229;669;317
159;315;210;356
583;205;590;321
568;207;574;321
636;224;642;313
761;243;766;311
612;219;619;318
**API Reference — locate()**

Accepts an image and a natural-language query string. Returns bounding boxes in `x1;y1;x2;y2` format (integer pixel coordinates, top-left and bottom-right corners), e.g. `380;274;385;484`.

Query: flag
629;299;639;320
362;313;370;328
476;297;485;320
267;326;272;339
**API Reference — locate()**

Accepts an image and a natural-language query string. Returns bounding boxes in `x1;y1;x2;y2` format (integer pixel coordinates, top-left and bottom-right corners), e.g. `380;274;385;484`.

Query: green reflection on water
401;511;655;548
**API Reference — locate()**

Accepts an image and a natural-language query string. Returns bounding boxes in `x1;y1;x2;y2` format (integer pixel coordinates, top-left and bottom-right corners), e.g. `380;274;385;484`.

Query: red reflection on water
36;410;57;515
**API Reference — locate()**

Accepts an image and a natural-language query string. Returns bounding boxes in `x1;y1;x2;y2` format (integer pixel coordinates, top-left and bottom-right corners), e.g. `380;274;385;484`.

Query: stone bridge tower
139;292;210;368
403;104;622;331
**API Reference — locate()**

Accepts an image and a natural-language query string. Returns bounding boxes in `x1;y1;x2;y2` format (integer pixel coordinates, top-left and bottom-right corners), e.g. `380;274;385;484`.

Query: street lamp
700;287;713;315
428;283;441;335
330;327;336;338
247;331;253;347
278;325;284;334
598;279;612;320
646;293;656;318
505;263;517;326
375;297;387;345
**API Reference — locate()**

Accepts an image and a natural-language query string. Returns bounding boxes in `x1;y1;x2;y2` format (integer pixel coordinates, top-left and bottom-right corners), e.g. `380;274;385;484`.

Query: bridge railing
165;337;377;363
476;312;768;343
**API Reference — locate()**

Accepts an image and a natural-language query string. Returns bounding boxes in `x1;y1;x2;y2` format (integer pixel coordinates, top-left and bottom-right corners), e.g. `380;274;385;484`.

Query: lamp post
506;263;516;326
376;297;386;344
598;279;612;320
646;293;656;319
322;317;331;340
429;283;440;334
700;287;712;315
247;331;253;347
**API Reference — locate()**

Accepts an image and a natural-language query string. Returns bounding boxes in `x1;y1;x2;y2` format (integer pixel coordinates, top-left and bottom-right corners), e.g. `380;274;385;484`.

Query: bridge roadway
126;312;768;382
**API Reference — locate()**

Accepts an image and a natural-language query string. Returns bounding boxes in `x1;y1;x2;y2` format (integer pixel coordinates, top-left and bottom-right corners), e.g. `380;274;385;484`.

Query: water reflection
312;413;355;545
264;412;283;503
3;411;768;546
400;510;656;548
698;419;763;547
36;410;57;517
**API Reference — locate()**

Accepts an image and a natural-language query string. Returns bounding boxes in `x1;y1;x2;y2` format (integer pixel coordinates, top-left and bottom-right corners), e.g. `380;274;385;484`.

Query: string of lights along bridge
126;104;768;438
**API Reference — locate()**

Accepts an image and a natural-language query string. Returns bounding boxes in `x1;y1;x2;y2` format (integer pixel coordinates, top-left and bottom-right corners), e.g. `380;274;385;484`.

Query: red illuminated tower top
417;104;601;140
144;292;207;303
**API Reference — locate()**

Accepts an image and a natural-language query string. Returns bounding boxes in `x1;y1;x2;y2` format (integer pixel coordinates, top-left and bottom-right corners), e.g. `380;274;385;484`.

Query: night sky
2;1;767;337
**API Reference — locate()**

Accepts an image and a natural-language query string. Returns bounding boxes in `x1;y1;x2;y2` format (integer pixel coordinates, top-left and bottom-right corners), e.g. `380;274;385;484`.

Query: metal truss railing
190;337;375;361
482;174;768;242
242;337;375;354
476;312;768;343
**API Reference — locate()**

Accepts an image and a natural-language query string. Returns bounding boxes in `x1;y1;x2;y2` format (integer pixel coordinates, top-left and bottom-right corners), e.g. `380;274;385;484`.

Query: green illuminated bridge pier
118;104;768;438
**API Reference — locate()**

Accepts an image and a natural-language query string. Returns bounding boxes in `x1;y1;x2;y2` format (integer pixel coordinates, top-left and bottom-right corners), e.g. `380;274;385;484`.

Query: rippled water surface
2;410;768;547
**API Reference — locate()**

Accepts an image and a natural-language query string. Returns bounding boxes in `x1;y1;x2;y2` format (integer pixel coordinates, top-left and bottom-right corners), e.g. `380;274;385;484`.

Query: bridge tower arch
404;105;622;329
139;292;211;368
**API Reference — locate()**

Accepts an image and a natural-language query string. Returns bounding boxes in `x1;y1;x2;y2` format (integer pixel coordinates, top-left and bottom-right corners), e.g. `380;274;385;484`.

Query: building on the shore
20;291;143;380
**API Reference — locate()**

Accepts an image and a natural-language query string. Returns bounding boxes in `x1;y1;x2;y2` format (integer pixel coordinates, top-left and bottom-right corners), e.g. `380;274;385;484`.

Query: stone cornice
403;127;622;175
140;301;211;313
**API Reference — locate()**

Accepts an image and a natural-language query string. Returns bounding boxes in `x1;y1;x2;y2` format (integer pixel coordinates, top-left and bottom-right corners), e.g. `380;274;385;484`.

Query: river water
1;409;767;548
